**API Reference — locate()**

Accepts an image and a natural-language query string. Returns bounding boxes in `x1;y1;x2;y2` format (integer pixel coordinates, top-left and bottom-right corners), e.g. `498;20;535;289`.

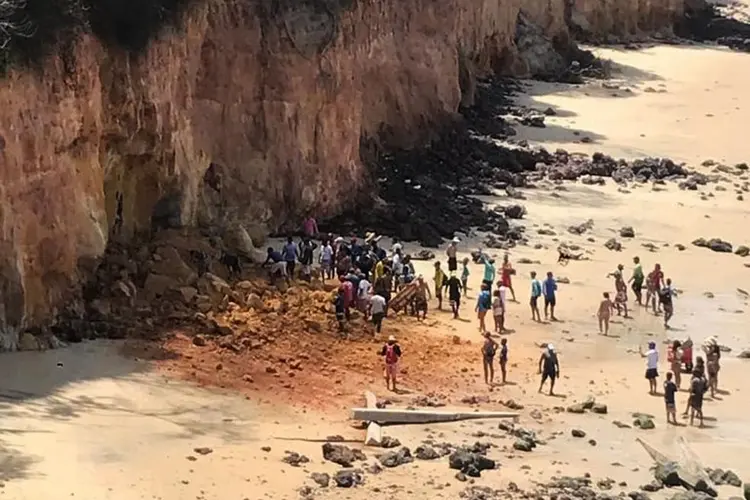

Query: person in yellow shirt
374;258;385;282
433;261;447;310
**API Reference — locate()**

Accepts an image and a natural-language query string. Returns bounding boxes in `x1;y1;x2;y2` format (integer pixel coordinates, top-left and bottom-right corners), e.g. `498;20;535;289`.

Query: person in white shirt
640;341;660;395
319;241;334;281
370;293;387;333
357;277;371;316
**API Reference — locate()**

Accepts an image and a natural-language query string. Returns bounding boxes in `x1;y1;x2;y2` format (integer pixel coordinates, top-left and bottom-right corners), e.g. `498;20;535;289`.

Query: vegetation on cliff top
0;0;194;73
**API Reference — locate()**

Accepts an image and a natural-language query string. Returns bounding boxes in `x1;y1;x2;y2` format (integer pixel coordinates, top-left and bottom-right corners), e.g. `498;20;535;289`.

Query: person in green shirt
480;253;496;293
628;256;645;305
460;257;470;297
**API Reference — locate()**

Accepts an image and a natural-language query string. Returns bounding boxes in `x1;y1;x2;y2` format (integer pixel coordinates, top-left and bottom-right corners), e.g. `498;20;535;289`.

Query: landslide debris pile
323;76;692;248
24;230;357;351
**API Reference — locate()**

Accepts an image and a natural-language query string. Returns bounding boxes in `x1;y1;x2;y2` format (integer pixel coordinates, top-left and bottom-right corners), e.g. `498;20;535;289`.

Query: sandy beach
2;29;750;500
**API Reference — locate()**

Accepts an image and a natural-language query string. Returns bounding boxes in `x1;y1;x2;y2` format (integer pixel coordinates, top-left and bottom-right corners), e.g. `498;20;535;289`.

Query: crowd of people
640;336;722;427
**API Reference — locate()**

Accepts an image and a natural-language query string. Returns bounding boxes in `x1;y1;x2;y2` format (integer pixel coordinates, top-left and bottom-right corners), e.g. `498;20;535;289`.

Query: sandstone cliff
0;0;682;348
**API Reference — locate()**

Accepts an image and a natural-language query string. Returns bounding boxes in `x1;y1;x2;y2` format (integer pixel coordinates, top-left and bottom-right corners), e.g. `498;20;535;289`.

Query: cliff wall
0;0;682;348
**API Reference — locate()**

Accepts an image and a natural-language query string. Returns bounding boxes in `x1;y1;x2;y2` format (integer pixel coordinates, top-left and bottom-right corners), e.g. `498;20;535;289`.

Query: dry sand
2;39;750;500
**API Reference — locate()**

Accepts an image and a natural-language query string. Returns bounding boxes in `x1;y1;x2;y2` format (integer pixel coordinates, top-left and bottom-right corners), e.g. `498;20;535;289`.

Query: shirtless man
412;276;431;321
538;344;560;396
645;264;664;314
446;237;459;273
597;292;614;335
500;254;517;302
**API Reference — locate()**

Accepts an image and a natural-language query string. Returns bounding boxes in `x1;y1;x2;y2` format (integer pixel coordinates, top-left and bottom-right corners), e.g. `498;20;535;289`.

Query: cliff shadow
0;340;255;444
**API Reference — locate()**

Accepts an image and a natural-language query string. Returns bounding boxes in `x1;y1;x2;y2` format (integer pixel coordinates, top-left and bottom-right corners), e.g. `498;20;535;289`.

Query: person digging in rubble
263;247;288;282
333;288;346;332
380;335;402;392
339;276;354;320
412;275;431;321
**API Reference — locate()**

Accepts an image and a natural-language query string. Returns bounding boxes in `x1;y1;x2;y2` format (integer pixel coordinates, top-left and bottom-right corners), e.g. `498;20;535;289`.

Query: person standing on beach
446;237;459;273
608;264;629;318
668;340;683;389
433;261;448;310
645;264;665;314
530;271;542;322
480;254;496;293
660;278;676;328
705;339;721;398
597;292;614;335
498;338;508;385
446;271;463;319
380;335;402;392
629;256;645;305
640;341;659;395
475;283;492;333
481;332;498;386
500;254;517;302
689;369;706;427
542;272;558;321
664;372;678;425
461;257;470;297
302;215;319;239
492;290;504;333
538;344;560;396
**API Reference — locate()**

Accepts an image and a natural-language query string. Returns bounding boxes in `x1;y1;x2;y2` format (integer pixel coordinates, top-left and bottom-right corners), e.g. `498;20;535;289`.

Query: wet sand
3;37;750;500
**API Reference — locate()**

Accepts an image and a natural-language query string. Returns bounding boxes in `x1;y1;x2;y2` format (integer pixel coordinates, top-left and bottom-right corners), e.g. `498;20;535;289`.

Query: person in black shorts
663;372;678;425
538;344;560;395
481;332;498;386
498;338;509;385
446;237;459;272
689;369;706;427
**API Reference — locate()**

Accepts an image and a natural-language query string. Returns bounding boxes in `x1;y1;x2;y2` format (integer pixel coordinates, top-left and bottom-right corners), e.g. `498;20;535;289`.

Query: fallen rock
415;445;441;460
513;438;535;452
738;350;750;359
605;238;623;251
633;414;655;430
735;245;750;257
322;443;366;467
566;403;586;414
504;204;527;219
333;469;363;488
310;472;330;487
282;451;310;467
592;403;608;414
708;238;733;253
571;429;586;438
379;436;401;449
377;447;413;468
448;450;496;475
620;226;636;238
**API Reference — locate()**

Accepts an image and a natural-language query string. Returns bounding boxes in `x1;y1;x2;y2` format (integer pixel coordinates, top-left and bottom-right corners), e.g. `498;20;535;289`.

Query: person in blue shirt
281;236;299;279
480;254;496;293
475;283;492;333
530;271;542;322
263;247;288;281
542;271;558;321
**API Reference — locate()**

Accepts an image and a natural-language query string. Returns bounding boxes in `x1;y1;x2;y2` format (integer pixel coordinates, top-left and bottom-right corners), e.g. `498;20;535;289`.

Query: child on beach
597;292;614;335
461;257;470;297
499;338;508;385
492;289;504;333
664;372;678;425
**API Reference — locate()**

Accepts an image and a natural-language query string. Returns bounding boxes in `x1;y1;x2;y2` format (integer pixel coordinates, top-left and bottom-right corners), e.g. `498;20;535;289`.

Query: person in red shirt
339;276;354;320
645;264;664;314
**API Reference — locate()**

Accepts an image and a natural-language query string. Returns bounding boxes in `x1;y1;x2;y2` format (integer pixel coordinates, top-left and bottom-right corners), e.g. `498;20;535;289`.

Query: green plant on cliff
0;0;194;74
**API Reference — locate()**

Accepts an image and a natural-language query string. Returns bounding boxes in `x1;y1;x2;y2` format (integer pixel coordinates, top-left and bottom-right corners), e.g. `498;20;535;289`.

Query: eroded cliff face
0;0;682;347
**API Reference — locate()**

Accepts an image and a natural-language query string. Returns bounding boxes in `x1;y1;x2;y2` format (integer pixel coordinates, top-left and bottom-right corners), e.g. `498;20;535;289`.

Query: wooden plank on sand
363;391;382;446
352;408;518;425
388;284;417;313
